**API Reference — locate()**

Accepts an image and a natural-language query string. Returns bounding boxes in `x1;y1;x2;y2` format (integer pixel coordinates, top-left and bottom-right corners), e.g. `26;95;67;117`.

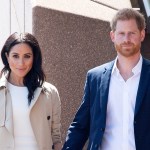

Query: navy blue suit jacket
63;58;150;150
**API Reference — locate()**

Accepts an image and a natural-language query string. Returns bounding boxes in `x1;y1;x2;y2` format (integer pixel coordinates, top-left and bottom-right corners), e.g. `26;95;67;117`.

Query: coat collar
134;58;150;116
0;73;44;114
0;73;14;141
0;87;6;127
0;74;8;127
0;73;8;88
29;87;42;111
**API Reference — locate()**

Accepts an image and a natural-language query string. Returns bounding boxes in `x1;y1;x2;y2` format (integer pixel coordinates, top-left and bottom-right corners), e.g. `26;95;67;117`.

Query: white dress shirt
100;56;142;150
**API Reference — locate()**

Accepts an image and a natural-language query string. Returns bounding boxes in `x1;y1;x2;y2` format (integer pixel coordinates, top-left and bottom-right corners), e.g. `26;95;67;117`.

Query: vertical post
143;0;150;33
10;0;11;34
24;0;26;32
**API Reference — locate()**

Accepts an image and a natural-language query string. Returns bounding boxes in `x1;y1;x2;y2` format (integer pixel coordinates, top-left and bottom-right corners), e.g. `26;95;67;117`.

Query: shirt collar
111;57;119;76
132;55;142;75
112;55;143;76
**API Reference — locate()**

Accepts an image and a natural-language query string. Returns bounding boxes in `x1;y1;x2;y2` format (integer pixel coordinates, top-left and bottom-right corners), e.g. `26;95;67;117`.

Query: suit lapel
100;62;114;115
134;58;150;116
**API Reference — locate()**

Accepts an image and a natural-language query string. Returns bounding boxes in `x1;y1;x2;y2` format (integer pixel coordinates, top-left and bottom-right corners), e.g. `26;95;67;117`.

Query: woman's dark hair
1;32;46;105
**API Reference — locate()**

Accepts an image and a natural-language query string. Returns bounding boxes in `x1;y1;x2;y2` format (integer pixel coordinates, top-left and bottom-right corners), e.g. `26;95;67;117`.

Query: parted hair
1;32;46;105
110;8;146;31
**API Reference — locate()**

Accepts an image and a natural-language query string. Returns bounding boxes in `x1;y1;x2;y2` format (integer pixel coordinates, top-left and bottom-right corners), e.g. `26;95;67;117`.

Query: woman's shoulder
42;82;58;93
0;74;7;89
42;82;60;101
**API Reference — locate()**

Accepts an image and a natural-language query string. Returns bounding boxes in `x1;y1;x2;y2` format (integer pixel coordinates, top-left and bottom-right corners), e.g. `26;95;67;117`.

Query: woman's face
6;43;33;79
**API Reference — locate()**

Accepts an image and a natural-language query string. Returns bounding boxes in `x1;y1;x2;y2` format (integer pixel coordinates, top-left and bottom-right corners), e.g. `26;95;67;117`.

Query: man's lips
121;43;133;47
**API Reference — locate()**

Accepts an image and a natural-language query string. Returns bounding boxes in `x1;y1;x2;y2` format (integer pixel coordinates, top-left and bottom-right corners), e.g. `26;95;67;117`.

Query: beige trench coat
0;75;61;150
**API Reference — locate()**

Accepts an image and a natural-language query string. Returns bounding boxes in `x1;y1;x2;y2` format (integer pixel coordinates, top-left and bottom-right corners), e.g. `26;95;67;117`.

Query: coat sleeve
51;86;62;144
62;72;91;150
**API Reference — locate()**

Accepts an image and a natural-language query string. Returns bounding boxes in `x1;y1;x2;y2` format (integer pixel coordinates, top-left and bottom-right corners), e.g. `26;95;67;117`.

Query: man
62;8;149;150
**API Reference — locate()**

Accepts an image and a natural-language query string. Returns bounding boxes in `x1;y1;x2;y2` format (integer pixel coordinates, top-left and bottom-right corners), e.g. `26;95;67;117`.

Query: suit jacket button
101;128;105;132
94;144;98;148
47;116;50;120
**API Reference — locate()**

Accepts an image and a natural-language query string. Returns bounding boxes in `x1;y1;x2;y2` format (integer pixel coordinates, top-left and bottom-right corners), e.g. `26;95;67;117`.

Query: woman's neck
8;74;24;86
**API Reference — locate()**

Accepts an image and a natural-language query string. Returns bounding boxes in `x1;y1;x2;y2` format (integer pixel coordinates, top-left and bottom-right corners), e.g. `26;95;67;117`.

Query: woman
0;32;62;150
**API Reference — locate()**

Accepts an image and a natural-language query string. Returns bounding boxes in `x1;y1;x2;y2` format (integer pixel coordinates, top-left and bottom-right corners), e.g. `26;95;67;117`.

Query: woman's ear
5;52;9;61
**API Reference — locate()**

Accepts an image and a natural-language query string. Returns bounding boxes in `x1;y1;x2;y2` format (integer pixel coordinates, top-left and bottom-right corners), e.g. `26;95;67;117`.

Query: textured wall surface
32;1;150;147
33;6;116;143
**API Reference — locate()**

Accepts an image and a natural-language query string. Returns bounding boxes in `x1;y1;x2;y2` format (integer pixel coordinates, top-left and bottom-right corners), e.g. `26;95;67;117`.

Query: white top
8;83;39;150
101;56;142;150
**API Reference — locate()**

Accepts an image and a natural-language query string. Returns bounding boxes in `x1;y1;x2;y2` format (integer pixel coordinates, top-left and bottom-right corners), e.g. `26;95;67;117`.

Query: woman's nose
18;58;24;65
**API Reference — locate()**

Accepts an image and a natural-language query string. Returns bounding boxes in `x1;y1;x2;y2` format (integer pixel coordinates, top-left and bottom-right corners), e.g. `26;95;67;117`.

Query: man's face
110;19;145;58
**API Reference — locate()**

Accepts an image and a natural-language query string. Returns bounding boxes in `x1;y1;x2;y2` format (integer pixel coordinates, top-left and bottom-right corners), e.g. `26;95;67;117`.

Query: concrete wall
33;6;116;142
32;0;150;145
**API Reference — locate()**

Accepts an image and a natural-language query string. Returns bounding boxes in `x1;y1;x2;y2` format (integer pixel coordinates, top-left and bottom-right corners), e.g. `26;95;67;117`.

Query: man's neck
117;54;141;81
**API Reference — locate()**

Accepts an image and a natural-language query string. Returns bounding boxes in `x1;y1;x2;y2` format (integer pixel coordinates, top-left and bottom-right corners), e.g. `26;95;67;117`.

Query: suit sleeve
62;72;91;150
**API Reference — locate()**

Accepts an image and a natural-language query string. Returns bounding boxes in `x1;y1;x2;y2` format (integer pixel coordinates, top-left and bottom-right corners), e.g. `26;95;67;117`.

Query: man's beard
115;42;141;57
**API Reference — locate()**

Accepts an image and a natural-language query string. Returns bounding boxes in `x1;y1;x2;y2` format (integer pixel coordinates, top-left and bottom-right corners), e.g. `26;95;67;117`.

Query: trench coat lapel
5;89;14;135
134;59;150;116
0;89;6;127
0;75;14;136
29;87;42;111
0;75;7;127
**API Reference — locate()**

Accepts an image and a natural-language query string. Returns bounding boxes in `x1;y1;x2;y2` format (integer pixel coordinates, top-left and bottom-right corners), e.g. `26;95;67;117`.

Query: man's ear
140;29;145;42
110;31;115;42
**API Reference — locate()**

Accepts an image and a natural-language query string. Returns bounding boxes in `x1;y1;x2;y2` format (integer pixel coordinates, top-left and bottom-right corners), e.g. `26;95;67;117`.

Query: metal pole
10;0;11;34
24;0;25;32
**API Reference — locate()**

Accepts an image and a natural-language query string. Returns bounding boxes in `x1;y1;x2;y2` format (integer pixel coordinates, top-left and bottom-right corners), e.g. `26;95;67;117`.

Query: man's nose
123;34;130;42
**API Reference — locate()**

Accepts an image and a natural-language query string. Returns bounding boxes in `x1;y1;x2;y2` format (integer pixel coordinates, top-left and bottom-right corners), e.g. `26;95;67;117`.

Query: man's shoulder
143;57;150;65
88;60;114;75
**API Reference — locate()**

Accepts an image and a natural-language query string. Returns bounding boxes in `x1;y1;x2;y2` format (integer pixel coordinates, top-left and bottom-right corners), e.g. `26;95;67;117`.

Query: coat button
100;128;105;132
134;121;136;124
47;116;50;120
94;144;98;148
